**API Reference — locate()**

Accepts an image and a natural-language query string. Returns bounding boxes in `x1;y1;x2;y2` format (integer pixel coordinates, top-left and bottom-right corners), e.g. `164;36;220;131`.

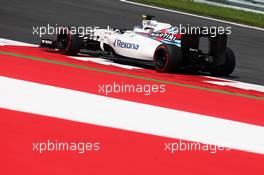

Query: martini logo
149;32;180;42
114;39;139;50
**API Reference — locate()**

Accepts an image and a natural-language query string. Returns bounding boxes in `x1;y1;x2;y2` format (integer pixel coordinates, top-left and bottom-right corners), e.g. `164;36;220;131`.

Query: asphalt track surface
0;0;264;85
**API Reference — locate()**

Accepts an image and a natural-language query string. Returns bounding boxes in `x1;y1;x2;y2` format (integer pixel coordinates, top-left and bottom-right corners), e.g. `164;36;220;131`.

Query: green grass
134;0;264;28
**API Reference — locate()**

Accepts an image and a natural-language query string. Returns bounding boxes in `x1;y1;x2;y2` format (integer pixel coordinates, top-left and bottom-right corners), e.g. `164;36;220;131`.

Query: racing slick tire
57;29;83;55
210;47;236;76
153;44;182;73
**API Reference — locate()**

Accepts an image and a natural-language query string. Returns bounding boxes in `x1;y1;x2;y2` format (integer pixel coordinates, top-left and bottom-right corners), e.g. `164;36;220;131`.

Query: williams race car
40;15;236;76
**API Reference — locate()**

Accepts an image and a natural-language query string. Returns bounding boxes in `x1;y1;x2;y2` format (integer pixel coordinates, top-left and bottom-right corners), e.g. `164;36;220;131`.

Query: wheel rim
155;48;168;70
57;34;68;51
57;27;72;52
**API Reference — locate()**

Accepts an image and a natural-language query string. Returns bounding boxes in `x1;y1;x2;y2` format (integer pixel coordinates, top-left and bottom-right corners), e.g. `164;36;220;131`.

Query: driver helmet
142;14;157;30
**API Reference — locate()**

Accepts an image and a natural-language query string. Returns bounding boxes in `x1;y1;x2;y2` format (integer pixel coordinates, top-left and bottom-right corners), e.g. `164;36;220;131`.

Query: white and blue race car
40;15;235;76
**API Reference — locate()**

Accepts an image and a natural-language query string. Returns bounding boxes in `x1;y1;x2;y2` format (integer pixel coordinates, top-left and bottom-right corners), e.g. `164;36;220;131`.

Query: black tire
153;44;182;72
210;47;236;76
57;29;83;55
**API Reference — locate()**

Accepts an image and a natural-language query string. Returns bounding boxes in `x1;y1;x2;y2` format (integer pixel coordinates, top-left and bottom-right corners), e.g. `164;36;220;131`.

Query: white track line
120;0;264;31
0;38;37;47
204;76;264;92
205;79;264;93
71;56;141;69
0;76;263;154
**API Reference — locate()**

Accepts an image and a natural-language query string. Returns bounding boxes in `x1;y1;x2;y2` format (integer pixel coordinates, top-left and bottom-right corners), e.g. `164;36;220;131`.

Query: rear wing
181;27;227;56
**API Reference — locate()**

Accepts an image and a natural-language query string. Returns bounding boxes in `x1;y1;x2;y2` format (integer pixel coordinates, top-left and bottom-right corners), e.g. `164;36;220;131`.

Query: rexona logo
114;39;139;50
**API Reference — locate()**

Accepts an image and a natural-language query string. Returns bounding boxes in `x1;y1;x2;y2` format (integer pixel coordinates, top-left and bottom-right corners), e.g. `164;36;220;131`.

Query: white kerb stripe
0;76;263;154
0;38;37;47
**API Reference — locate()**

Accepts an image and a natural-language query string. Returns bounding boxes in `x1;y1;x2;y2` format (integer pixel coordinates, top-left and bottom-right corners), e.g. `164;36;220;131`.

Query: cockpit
133;14;172;34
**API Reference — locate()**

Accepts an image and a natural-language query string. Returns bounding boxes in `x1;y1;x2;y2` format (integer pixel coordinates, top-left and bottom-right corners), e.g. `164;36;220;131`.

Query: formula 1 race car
40;15;236;76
